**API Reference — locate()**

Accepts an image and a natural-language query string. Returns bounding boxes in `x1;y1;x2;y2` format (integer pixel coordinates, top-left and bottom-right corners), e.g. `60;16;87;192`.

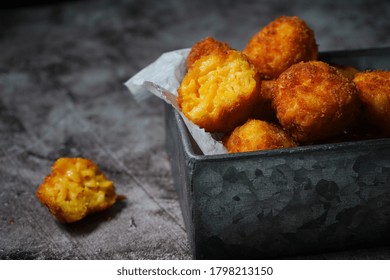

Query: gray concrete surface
0;0;389;259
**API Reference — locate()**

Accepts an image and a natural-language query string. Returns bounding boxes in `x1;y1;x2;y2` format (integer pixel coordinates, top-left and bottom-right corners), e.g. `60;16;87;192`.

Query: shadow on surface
60;199;128;236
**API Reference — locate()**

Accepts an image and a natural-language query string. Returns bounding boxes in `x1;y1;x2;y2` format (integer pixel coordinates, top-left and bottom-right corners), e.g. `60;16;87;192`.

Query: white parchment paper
124;49;227;155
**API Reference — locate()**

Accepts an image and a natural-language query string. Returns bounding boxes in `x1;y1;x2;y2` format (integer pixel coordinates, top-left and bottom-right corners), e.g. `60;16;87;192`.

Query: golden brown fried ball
36;158;120;223
224;119;297;153
243;16;318;80
186;37;231;69
258;79;275;101
178;49;260;133
353;70;390;135
332;64;359;80
273;61;360;143
250;79;278;122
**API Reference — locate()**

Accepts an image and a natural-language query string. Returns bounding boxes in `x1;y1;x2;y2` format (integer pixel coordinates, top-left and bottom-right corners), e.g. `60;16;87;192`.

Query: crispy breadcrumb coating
353;70;390;135
178;49;260;133
224;119;297;153
186;37;231;69
36;158;120;223
332;64;359;80
250;79;278;122
273;61;360;143
243;16;318;79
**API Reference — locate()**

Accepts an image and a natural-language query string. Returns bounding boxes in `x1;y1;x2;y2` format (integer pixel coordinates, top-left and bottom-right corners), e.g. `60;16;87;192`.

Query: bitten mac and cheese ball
36;158;120;223
186;36;231;69
243;16;318;80
273;61;360;143
178;49;260;133
224;119;297;153
353;70;390;136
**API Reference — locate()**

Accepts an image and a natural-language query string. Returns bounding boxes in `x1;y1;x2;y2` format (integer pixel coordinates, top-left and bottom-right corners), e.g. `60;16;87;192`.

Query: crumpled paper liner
124;49;227;155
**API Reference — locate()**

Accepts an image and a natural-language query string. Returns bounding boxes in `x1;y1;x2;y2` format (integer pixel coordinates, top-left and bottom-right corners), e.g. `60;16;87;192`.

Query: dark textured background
0;0;389;259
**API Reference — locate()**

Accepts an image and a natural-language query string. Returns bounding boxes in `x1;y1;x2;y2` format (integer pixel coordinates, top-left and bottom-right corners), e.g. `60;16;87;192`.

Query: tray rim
174;109;390;162
318;46;390;59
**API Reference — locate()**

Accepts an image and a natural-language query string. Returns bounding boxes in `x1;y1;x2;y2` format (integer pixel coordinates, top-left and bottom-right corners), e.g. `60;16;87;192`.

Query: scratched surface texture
1;0;390;259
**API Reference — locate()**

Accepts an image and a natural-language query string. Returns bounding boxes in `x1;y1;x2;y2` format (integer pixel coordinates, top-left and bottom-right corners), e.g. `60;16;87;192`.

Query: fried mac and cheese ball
250;79;278;122
243;16;318;79
36;158;119;223
273;61;360;143
332;64;359;81
353;70;390;135
186;37;231;69
224;119;297;153
178;49;260;133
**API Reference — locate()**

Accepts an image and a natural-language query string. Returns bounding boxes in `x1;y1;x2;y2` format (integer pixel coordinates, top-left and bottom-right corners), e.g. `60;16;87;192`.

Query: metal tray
165;47;390;259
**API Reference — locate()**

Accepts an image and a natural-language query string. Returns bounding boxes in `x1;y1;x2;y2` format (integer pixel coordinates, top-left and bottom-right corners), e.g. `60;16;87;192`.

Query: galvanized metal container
165;48;390;259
